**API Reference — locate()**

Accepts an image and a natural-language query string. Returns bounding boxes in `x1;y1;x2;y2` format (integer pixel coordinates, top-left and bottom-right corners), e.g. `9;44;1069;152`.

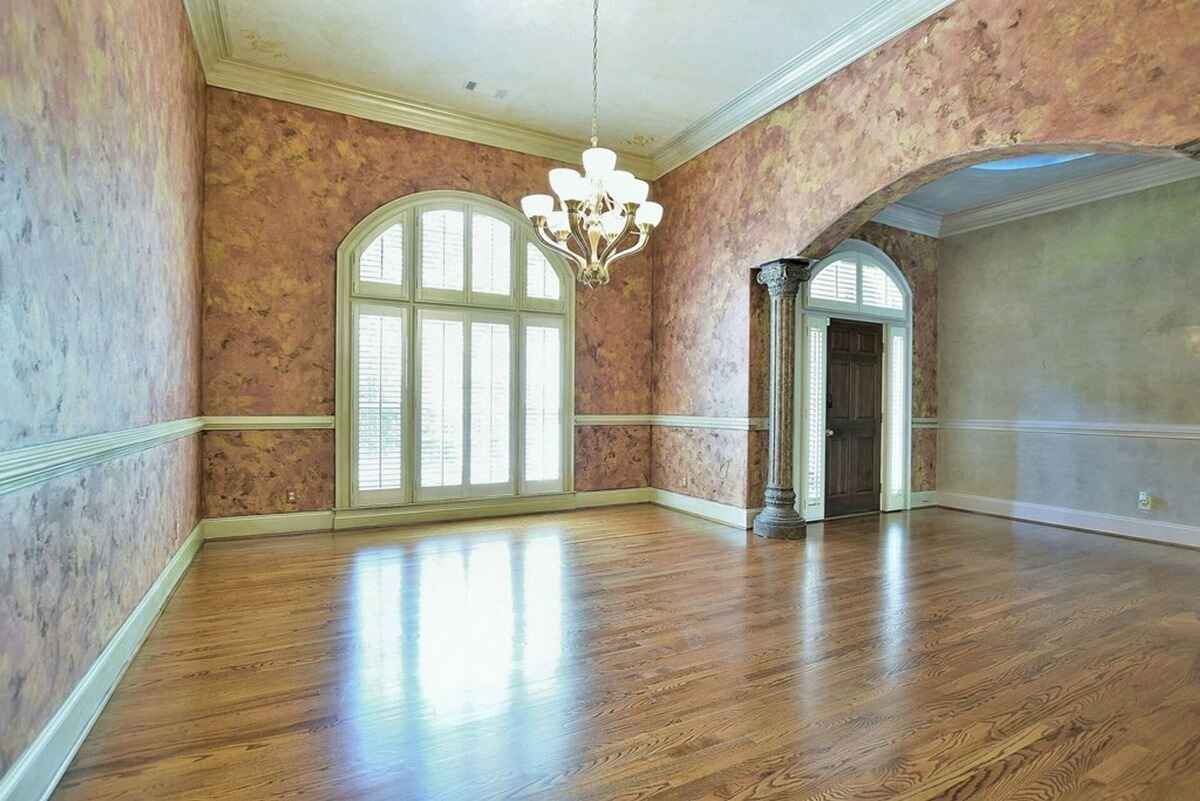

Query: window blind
808;259;857;303
471;214;512;296
359;223;404;286
469;320;512;486
421;209;465;291
420;315;465;488
524;324;562;483
862;264;904;311
356;309;405;492
525;244;562;300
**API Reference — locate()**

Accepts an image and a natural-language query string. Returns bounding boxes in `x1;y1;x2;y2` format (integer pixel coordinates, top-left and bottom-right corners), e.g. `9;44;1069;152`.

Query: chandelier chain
591;0;599;147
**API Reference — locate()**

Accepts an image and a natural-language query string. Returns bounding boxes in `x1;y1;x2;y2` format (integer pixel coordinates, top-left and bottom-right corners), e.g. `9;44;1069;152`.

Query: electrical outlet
1137;491;1153;511
286;489;297;504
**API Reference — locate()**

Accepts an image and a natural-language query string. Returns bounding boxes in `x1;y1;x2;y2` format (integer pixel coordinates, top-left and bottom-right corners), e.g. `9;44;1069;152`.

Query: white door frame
794;240;914;521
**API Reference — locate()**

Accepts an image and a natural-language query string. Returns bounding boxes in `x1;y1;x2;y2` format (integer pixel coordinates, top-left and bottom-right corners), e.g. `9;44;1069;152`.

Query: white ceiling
187;0;957;176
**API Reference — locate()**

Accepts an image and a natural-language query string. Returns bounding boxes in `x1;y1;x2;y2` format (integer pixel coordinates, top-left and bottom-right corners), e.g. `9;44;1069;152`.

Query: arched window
806;244;906;317
335;191;574;511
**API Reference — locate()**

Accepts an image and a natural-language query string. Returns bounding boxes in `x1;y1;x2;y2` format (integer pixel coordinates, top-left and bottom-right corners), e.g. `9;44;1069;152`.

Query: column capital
756;257;815;297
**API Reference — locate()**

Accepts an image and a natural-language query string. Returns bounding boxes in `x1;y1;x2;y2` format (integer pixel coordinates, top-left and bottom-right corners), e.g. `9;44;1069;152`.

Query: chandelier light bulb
521;194;555;219
548;168;587;201
635;201;663;227
581;147;617;178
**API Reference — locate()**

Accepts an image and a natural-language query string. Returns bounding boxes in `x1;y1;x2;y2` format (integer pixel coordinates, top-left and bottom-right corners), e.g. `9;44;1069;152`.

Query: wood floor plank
50;506;1200;800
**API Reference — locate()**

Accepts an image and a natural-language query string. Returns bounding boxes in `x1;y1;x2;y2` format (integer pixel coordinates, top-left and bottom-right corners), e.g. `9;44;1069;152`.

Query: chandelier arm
565;211;592;261
533;220;587;275
596;204;639;264
602;225;651;268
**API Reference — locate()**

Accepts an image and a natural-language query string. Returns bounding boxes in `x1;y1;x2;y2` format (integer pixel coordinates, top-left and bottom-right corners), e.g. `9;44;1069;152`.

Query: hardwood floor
53;505;1200;800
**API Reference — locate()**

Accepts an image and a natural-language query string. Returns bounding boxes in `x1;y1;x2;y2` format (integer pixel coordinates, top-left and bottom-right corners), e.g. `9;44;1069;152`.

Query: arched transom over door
796;239;913;521
335;191;576;512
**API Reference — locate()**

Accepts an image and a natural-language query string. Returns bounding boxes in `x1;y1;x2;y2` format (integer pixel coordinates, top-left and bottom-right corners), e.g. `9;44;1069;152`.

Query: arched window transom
337;191;573;510
807;246;906;317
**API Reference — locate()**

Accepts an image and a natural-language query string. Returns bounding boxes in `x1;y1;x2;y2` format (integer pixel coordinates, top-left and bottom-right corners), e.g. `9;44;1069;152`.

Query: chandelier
521;0;663;288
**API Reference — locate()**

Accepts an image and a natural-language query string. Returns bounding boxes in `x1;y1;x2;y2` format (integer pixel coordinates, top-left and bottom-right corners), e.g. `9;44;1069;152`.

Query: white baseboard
649;488;757;529
0;522;204;801
936;491;1200;549
576;487;654;507
200;510;335;540
910;490;937;508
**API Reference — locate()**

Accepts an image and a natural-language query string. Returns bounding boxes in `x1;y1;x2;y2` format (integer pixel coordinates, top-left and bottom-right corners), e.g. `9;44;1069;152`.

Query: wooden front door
824;319;882;517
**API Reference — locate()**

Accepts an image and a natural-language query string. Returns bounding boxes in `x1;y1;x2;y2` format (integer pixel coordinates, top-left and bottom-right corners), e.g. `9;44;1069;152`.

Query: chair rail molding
575;414;768;431
0;418;205;496
203;416;336;430
939;418;1200;440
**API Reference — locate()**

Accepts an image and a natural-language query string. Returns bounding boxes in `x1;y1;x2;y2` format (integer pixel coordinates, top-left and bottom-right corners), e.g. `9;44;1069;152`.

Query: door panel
825;320;882;517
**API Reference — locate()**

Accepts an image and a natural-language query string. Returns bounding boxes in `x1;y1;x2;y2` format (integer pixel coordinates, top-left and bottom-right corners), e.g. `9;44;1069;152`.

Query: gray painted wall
938;176;1200;526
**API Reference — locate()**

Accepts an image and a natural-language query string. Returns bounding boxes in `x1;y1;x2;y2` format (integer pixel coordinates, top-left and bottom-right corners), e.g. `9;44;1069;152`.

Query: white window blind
420;314;465;489
421;209;465;291
525;244;562;301
524;323;562;485
471;214;512;296
888;331;906;496
355;307;405;494
862;264;904;311
359;224;405;286
469;320;512;486
806;324;826;504
809;259;857;304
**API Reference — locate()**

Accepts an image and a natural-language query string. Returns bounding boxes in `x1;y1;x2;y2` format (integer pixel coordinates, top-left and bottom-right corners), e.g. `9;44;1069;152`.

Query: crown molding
575;414;768;431
874;158;1200;239
938;158;1200;237
872;203;943;238
649;0;958;177
184;0;951;180
183;1;655;178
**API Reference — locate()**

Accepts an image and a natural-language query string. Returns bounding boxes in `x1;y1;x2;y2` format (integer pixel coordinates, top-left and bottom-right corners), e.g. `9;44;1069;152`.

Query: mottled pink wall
202;89;653;512
0;0;206;772
575;426;651;492
202;431;334;517
651;0;1200;506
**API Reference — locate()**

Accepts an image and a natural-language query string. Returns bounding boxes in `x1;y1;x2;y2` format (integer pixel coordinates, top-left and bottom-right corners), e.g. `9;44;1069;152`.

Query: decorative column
753;257;813;540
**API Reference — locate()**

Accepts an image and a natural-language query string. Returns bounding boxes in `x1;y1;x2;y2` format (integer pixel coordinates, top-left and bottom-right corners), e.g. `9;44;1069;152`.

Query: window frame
804;242;907;321
336;191;575;512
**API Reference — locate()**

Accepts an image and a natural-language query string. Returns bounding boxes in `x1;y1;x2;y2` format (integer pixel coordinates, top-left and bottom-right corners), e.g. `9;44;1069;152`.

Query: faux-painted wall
649;0;1200;509
200;89;653;516
0;0;206;774
939;177;1200;524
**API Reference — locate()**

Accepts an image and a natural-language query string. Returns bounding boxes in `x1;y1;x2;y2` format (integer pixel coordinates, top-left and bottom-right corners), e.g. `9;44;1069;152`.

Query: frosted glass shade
521;194;554;219
548;168;587;201
635;201;663;227
581;147;617;178
599;209;626;238
546;210;570;233
628;179;650;205
602;170;636;204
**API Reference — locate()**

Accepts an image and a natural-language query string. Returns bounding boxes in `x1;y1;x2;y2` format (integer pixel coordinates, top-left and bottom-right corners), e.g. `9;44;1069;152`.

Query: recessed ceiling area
875;153;1200;238
187;0;958;176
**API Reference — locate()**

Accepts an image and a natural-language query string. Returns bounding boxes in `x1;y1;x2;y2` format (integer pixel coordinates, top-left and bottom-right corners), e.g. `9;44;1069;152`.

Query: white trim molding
913;417;939;429
937;492;1200;550
875;158;1200;239
201;510;336;540
651;0;957;176
0;418;205;496
650;489;758;529
0;522;203;801
939;418;1200;441
203;415;336;430
872;203;943;238
910;490;938;508
575;415;768;431
183;0;952;179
